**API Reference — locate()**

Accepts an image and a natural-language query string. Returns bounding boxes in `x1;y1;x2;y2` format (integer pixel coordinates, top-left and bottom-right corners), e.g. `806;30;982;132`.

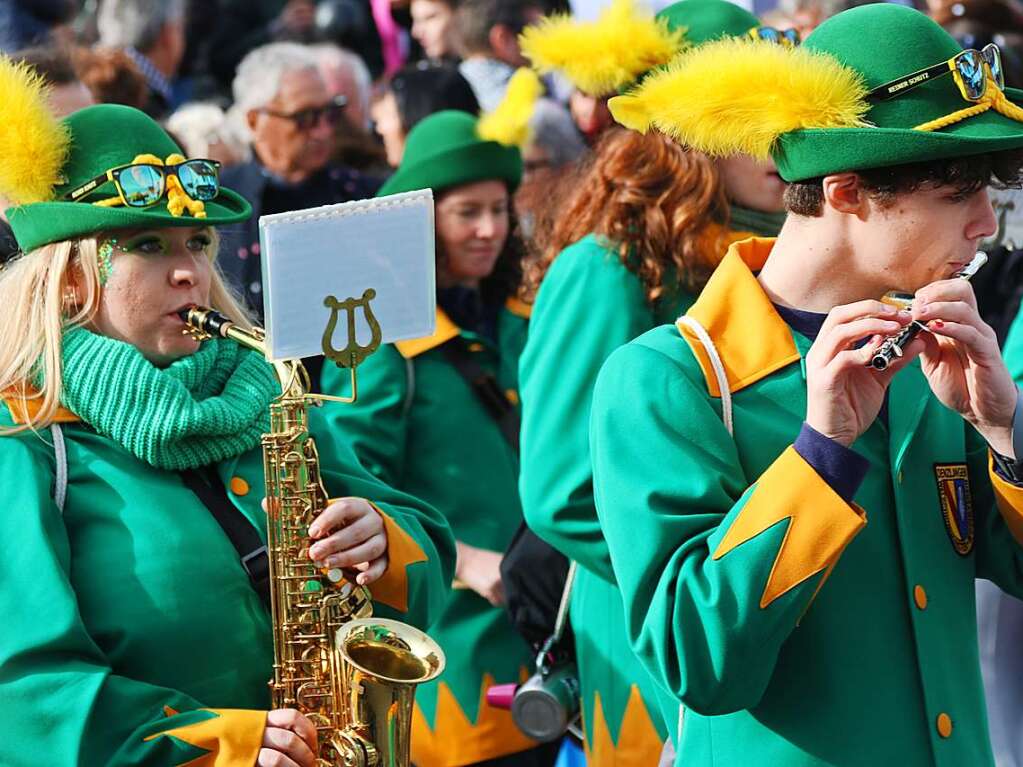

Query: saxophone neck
179;306;310;396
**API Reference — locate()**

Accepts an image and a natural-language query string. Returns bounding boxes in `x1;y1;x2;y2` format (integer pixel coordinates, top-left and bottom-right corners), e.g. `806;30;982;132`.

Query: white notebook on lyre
258;189;437;363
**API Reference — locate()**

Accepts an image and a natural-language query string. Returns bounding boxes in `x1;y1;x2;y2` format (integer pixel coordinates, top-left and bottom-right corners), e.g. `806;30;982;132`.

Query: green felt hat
5;104;251;253
377;110;522;198
610;4;1023;181
778;4;1023;179
656;0;761;44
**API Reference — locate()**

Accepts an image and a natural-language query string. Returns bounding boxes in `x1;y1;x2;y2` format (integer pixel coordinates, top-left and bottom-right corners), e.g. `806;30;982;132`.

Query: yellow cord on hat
93;153;207;218
915;76;1023;131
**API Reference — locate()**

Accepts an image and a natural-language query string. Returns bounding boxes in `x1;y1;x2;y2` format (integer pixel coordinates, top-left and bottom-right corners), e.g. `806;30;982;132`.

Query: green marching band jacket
519;225;755;766
319;298;536;767
590;237;1023;767
0;393;455;767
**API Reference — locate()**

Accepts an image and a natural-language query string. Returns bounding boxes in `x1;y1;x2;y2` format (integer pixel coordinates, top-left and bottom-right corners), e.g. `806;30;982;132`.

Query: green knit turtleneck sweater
59;327;279;470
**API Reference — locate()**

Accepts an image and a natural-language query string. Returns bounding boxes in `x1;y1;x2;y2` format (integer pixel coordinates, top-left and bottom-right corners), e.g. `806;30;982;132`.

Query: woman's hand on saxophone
306;497;389;585
259;708;318;767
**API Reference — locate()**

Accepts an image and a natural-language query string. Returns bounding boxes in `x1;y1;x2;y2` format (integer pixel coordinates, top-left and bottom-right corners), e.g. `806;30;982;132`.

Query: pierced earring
97;238;115;285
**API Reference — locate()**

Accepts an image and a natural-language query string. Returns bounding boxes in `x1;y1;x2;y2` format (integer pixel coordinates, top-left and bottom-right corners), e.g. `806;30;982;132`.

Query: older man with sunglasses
217;42;380;332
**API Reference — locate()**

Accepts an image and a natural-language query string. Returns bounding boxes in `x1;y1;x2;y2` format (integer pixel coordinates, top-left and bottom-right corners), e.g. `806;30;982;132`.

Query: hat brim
7;188;252;253
775;88;1023;181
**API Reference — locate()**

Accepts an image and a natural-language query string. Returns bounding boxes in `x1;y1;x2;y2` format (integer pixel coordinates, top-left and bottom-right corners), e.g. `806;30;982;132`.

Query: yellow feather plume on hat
0;55;71;206
477;68;544;148
520;0;684;97
609;38;871;158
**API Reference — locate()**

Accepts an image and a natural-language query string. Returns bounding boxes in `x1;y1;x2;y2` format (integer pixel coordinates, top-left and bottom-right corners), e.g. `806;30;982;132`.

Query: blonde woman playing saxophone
0;58;454;767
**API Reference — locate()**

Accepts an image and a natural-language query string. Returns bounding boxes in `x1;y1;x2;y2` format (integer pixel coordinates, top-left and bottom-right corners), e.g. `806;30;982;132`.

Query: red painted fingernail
931;319;944;328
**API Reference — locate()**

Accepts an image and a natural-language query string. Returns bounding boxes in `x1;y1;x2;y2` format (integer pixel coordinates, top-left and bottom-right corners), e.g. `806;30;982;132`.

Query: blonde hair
0;228;254;434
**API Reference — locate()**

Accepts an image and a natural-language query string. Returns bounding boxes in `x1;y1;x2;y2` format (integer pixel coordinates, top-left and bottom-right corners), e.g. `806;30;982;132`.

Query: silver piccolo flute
868;251;988;372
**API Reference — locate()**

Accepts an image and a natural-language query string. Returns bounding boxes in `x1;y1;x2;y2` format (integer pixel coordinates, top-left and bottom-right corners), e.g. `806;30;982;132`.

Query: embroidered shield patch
935;463;974;556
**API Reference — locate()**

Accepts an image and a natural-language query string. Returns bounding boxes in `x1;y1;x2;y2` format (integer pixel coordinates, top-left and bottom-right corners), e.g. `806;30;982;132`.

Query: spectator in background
514;98;586;236
312;43;373;130
311;42;390;172
166;103;247;168
0;0;74;52
411;0;460;60
454;0;543;110
74;47;150;111
220;42;381;318
209;0;317;93
96;0;185;118
13;46;94;116
314;0;387;79
769;0;870;38
371;60;480;166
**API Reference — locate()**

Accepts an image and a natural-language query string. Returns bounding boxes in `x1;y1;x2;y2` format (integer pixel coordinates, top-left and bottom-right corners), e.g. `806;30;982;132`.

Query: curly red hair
523;128;729;303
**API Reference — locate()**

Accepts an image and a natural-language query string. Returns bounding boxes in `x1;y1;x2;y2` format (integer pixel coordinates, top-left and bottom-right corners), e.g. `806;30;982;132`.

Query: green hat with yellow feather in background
610;4;1023;181
519;0;776;99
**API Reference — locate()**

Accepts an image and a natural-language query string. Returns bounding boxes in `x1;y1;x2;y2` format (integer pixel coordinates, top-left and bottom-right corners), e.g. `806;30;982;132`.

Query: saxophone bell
334;618;445;767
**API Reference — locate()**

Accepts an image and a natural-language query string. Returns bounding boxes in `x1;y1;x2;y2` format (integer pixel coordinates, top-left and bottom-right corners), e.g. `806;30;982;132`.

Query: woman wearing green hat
592;4;1023;765
0;60;454;767
518;2;789;765
319;110;546;767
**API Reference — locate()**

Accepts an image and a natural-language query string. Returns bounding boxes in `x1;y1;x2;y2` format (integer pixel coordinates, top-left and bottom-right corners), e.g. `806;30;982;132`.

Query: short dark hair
784;150;1023;216
13;46;79;87
389;61;480;134
454;0;538;56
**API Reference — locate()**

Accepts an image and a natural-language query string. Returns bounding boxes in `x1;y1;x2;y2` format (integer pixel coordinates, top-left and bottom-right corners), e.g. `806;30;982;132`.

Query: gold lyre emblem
322;288;383;368
321;289;383;404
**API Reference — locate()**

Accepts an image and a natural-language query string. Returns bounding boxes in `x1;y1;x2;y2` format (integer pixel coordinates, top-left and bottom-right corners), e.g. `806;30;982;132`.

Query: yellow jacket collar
394;297;531;359
395;308;461;359
677;237;801;397
2;387;80;425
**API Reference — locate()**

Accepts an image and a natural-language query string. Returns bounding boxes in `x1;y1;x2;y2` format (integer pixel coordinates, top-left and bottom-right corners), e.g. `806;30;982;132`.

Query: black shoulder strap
439;337;520;453
179;468;271;610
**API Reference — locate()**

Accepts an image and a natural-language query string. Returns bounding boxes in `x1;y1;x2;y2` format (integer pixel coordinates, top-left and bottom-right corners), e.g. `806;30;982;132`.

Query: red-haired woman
518;126;787;765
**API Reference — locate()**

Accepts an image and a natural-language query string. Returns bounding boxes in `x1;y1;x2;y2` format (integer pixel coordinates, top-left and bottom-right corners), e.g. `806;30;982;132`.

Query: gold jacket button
937;713;953;738
914;585;928;610
230;476;250;496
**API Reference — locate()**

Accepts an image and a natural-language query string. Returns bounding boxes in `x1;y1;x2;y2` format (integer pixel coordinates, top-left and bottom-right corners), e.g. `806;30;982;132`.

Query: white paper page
259;190;436;362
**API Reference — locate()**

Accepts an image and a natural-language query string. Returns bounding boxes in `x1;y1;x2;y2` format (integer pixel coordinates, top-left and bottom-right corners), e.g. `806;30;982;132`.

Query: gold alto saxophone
180;303;444;767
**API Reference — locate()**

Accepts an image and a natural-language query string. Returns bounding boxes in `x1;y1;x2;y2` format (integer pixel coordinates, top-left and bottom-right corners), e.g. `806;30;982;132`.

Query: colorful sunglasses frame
867;44;1004;103
748;26;800;46
63;158;221;209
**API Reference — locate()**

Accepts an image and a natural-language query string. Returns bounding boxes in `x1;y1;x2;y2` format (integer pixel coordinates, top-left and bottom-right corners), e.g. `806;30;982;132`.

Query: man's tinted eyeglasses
260;95;349;130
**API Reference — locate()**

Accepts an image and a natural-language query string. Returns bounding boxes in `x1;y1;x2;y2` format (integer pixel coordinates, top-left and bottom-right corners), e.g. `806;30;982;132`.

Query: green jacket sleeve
0;433;266;767
969;426;1023;596
590;342;865;716
314;350;454;629
519;240;654;581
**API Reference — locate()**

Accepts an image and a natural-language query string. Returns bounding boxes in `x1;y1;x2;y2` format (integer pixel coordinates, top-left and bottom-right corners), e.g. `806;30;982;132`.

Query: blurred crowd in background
0;0;1017;309
1;0;1022;271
